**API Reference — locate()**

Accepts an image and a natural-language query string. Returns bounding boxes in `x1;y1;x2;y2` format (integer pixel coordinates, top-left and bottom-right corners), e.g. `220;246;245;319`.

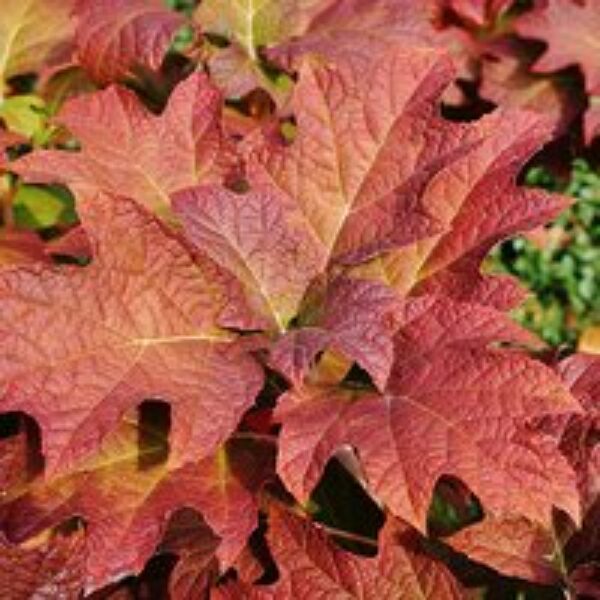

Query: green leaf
13;184;77;230
0;95;50;143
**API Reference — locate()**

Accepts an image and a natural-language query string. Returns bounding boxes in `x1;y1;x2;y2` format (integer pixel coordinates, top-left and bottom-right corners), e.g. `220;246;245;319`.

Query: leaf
44;225;91;260
353;108;570;301
265;0;437;71
13;184;76;230
516;0;600;94
173;185;326;332
222;504;465;598
247;44;455;266
562;496;600;573
0;0;75;94
559;353;600;413
196;0;322;62
197;0;433;102
1;421;257;590
275;300;581;531
0;228;49;267
478;39;580;138
204;43;293;104
161;510;220;600
393;295;541;360
195;0;306;102
448;516;559;585
0;430;30;492
558;413;600;511
10;72;232;220
0;192;263;476
74;0;185;84
212;581;267;599
0;95;48;141
270;277;403;390
0;530;86;599
552;354;600;509
515;0;600;143
37;63;97;117
0;7;592;592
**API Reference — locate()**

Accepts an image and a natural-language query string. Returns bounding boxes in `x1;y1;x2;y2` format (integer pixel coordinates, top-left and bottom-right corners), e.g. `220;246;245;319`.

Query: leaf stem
314;522;379;550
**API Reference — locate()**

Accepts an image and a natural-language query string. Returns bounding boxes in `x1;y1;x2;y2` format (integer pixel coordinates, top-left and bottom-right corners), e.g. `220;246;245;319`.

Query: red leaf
275;303;581;530
74;0;185;84
195;0;324;100
550;354;600;509
247;44;456;266
0;530;86;599
204;45;269;101
415;252;530;310
229;504;465;598
354;108;570;300
559;353;600;412
0;431;29;492
0;192;263;476
569;562;600;597
394;295;541;359
560;497;600;584
45;225;92;260
1;423;257;591
162;510;220;600
516;0;600;94
266;0;438;71
0;229;49;267
270;277;403;390
10;73;232;220
448;516;559;585
478;39;580;137
173;185;326;332
514;0;600;144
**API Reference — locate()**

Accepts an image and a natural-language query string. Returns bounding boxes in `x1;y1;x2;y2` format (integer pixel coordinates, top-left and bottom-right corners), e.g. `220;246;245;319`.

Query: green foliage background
494;160;600;348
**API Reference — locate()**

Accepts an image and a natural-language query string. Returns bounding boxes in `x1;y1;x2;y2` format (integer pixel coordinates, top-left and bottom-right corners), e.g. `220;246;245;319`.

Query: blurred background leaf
494;159;600;349
13;184;76;230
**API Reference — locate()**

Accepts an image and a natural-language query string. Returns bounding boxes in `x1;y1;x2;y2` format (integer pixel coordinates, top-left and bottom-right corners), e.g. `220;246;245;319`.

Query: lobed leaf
10;72;232;220
215;504;466;598
275;299;581;531
0;192;263;476
356;109;570;301
440;0;513;26
247;44;454;266
74;0;185;85
1;421;257;590
516;0;600;95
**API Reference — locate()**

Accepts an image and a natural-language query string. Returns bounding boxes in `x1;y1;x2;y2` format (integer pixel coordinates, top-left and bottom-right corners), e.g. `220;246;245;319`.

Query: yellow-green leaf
0;95;47;140
0;0;75;95
13;184;76;229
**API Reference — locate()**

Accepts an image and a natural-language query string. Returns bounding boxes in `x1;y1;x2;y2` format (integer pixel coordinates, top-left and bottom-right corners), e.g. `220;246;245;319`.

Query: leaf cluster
0;1;599;599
